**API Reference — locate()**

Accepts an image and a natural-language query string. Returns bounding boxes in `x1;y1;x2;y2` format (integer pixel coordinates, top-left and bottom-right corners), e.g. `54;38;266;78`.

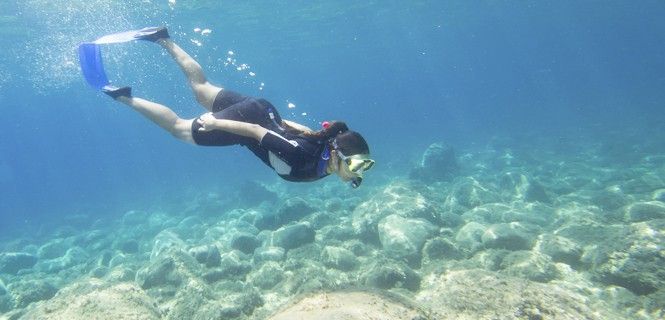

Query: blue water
1;0;664;234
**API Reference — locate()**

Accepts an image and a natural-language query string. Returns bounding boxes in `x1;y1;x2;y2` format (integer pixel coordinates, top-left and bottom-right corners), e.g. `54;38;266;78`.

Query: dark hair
335;130;370;156
285;120;369;156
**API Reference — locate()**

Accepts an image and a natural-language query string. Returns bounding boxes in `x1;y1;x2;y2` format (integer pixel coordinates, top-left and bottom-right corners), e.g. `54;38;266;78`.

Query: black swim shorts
191;89;283;146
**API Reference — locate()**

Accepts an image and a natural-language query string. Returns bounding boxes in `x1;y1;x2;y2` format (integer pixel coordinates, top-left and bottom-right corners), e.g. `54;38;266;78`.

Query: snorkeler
101;27;374;188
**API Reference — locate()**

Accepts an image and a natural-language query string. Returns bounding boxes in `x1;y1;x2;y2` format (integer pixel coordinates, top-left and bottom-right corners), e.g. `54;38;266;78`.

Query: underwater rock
36;246;89;273
352;182;439;244
378;215;437;263
481;222;537;251
593;219;665;295
253;246;285;264
652;189;665;202
499;250;560;283
270;222;315;250
237;180;278;206
188;245;221;268
422;237;463;263
254;198;316;230
416;269;623;320
8;279;58;308
233;287;265;315
463;202;555;227
202;252;251;283
455;221;487;255
320;246;358;271
0;252;38;275
150;230;185;260
499;172;551;203
21;281;160;320
362;260;421;291
624;201;665;222
555;222;629;247
117;239;140;254
136;256;180;290
37;238;73;259
444;177;500;210
249;261;284;289
267;291;425;320
230;232;260;254
409;142;459;182
121;210;146;226
535;234;582;267
0;294;11;314
589;187;630;211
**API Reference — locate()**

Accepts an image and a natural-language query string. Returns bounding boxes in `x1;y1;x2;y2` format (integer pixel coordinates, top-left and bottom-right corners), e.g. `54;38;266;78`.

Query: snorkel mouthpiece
351;176;362;188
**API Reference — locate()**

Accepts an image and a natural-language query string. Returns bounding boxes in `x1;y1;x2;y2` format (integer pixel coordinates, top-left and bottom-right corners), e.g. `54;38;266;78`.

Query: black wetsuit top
191;90;330;182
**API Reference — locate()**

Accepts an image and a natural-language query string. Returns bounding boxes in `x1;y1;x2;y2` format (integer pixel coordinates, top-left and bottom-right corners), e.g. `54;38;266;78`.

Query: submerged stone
271;222;315;250
254;198;316;230
624;201;665;222
378;215;437;263
320;246;358;271
249;261;284;289
188;245;221;268
0;252;38;275
136;257;180;290
499;250;560;282
230;233;260;254
8;279;58;308
536;234;582;267
253;246;285;264
409;142;459;182
362;261;421;291
481;222;537;251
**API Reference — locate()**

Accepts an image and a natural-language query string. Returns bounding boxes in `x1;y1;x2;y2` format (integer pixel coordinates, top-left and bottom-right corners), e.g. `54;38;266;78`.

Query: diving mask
336;150;374;188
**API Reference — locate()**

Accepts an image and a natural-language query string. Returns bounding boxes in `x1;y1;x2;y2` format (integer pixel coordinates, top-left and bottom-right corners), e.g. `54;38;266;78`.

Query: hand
197;113;217;132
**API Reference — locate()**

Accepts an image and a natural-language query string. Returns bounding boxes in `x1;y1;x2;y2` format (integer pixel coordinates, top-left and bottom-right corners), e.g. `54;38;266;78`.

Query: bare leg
117;96;195;144
156;39;221;111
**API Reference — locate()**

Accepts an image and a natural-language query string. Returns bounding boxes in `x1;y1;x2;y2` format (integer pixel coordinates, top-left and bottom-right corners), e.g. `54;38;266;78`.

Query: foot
134;27;170;42
102;85;132;99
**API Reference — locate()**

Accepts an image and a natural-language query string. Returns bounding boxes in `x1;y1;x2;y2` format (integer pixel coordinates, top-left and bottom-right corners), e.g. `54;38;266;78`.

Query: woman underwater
102;27;374;188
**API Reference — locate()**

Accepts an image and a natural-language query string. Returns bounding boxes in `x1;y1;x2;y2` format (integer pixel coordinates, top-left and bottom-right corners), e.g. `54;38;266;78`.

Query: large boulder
592;219;665;295
499;250;560;283
20;281;160;320
267;291;425;320
0;252;38;274
624;201;665;222
352;182;439;243
188;245;221;268
320;246;358;271
416;269;624;319
362;260;421;291
481;222;538;251
377;215;437;263
499;171;551;203
7;279;58;308
455;221;487;255
409;142;459;182
230;233;260;254
270;222;315;250
535;234;582;267
444;177;500;211
254;198;316;230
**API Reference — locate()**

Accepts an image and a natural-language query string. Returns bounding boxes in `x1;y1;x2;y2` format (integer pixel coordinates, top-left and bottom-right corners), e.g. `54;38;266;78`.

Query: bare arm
282;120;314;133
197;113;268;141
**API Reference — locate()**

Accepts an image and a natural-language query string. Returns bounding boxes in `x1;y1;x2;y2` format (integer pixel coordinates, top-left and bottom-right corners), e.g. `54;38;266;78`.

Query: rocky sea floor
1;136;665;319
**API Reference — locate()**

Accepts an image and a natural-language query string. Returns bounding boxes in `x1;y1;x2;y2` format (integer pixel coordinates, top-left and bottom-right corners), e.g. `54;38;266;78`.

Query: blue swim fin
78;42;109;89
78;27;167;90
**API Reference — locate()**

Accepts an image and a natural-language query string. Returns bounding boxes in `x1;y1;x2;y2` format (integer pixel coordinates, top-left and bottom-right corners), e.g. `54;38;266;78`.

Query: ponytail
303;121;348;143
